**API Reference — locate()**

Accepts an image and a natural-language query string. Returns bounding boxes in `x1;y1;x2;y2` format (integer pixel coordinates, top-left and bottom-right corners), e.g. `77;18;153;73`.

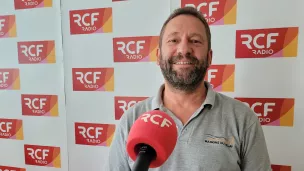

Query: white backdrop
0;0;68;171
0;0;303;171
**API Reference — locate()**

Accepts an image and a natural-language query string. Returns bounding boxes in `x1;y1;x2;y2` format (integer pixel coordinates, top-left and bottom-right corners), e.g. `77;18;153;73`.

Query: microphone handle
132;144;156;171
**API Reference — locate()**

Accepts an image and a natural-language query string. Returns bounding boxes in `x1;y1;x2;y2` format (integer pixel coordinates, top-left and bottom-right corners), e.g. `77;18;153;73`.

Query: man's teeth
175;62;192;64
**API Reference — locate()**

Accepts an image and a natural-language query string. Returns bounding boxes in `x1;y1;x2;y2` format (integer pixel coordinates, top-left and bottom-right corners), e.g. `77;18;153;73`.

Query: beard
159;52;209;93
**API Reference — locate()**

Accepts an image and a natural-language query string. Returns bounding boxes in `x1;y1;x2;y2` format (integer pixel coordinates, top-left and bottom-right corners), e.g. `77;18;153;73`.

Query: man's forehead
163;16;207;36
166;31;204;37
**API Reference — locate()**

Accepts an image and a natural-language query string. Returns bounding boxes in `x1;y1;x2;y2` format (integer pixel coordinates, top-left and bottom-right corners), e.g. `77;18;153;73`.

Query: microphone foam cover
126;110;178;168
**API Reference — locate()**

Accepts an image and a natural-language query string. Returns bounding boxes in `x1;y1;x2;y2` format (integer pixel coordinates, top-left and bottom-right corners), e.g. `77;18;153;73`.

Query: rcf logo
139;112;173;128
0;69;20;90
0;118;23;140
115;96;149;120
113;36;159;62
181;0;237;25
204;64;234;92
22;94;58;117
17;40;55;64
24;144;61;168
235;98;294;126
0;15;16;38
75;122;116;146
70;8;112;35
72;68;114;91
0;166;26;171
271;164;291;171
236;27;298;58
14;0;52;10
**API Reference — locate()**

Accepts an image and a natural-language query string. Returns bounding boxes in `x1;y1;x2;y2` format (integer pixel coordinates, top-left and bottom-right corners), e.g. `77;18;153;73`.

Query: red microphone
126;110;178;171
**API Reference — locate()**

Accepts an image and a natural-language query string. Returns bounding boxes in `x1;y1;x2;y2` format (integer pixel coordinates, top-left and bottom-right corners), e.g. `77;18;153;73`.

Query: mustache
168;53;199;65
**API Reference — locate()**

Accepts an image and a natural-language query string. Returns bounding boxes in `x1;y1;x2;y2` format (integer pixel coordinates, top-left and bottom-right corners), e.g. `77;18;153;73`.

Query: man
106;7;272;171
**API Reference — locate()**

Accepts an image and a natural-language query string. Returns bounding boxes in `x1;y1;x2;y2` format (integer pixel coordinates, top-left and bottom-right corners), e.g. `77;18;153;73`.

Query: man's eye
191;40;201;43
168;39;177;43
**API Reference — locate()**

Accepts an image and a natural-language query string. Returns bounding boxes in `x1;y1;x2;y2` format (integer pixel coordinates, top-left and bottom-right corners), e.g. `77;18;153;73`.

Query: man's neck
162;81;208;110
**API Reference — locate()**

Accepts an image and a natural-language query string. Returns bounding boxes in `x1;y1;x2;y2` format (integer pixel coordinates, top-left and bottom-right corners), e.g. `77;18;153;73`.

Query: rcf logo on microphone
21;94;58;117
181;0;237;25
24;144;61;168
0;69;20;90
72;68;114;91
17;40;56;64
0;165;26;171
69;8;112;35
0;15;17;38
204;64;234;92
271;164;291;171
236;27;298;58
140;113;173;128
235;98;294;126
127;110;177;168
113;36;159;62
0;118;23;140
115;96;149;120
14;0;52;10
75;122;116;146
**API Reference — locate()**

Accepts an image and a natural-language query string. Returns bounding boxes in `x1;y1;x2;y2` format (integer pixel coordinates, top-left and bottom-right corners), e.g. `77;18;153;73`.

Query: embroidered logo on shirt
204;134;234;148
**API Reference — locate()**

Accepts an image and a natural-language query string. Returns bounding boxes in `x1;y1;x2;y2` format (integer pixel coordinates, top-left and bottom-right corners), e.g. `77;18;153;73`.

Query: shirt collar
151;81;216;110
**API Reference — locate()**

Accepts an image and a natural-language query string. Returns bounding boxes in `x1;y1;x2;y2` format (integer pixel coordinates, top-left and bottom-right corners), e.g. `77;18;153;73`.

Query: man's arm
240;111;272;171
104;113;131;171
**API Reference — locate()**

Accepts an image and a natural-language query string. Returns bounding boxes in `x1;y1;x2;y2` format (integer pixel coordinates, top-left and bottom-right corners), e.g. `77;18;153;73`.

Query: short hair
159;7;211;51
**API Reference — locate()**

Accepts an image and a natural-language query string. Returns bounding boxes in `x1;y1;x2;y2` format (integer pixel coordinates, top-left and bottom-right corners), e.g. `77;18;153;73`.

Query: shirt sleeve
240;111;272;171
104;113;132;171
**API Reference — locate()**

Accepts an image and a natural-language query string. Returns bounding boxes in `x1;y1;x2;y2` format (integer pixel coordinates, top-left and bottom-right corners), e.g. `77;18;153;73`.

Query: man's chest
127;126;242;171
158;128;241;171
128;108;244;171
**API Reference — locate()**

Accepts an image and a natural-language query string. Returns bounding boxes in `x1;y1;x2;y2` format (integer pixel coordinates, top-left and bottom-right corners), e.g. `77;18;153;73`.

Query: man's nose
177;39;193;56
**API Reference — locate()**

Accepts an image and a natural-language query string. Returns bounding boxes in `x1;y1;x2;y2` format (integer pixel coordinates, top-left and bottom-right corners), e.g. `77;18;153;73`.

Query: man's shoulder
215;92;246;107
118;96;156;128
126;96;155;116
214;92;256;118
213;92;261;135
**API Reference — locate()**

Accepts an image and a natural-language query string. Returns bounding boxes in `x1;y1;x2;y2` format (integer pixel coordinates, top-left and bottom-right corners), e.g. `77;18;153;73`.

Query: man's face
157;15;212;92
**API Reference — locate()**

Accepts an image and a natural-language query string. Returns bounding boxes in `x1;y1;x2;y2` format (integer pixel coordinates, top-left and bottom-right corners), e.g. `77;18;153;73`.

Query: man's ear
156;47;161;65
207;49;213;67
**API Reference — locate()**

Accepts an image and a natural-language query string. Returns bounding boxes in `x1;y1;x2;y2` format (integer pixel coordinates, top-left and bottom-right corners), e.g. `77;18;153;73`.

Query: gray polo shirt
105;81;272;171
